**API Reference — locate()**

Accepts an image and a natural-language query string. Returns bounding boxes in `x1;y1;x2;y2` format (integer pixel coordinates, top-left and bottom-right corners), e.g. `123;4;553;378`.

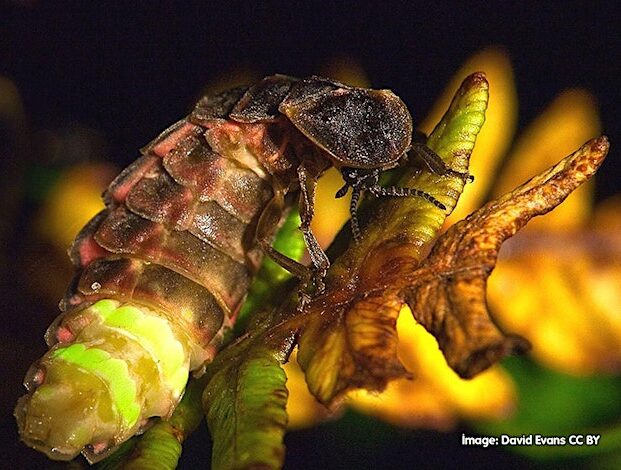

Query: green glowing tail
15;299;196;463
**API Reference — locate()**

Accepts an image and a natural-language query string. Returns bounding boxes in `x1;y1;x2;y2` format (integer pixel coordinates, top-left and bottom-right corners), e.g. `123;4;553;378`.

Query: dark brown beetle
189;74;458;293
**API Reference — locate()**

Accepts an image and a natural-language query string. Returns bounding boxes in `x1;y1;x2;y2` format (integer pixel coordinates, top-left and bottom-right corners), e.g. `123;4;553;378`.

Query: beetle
16;74;462;462
191;74;456;292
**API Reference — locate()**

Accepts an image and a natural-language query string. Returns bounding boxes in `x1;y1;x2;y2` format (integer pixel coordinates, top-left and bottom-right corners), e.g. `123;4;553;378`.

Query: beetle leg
255;187;318;308
411;132;474;183
257;237;315;310
256;190;312;280
297;162;330;295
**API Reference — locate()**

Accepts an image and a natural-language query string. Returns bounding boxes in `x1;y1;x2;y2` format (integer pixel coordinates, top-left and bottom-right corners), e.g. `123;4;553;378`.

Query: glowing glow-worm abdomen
15;89;305;462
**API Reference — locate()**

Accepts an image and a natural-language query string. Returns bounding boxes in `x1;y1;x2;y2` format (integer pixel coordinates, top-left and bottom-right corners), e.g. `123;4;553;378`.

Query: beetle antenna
335;182;350;199
369;185;447;211
350;188;362;242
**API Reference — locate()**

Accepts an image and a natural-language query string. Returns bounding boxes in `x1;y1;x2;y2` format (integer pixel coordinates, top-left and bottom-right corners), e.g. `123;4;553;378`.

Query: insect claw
296;286;314;312
296;297;307;313
438;166;474;184
314;268;327;295
296;266;328;311
450;169;474;184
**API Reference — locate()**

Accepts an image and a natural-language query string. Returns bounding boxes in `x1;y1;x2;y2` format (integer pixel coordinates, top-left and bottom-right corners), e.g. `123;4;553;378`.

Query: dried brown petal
296;294;409;404
405;137;609;378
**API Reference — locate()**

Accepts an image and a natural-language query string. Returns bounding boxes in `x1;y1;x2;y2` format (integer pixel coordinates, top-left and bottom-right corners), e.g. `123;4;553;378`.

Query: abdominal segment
15;111;291;462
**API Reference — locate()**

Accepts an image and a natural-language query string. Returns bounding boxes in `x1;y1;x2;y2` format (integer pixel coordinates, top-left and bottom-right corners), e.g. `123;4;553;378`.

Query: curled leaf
95;421;183;470
406;136;609;377
203;342;290;470
199;209;304;470
419;47;518;223
491;89;601;231
297;295;409;404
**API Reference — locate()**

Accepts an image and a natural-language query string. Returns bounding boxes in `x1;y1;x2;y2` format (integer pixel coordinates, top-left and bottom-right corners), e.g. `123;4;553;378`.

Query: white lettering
501;434;533;445
461;434;497;447
535;435;566;445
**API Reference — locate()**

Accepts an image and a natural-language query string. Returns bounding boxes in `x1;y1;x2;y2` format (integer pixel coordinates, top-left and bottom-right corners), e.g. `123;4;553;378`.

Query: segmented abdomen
65;117;274;361
16;99;296;462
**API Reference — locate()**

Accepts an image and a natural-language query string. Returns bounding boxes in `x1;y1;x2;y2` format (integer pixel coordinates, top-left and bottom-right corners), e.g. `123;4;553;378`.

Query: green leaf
203;210;305;469
199;209;303;470
96;422;182;470
203;345;289;470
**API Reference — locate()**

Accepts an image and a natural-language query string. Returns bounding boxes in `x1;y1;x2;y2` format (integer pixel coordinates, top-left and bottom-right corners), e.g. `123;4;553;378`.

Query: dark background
1;2;620;469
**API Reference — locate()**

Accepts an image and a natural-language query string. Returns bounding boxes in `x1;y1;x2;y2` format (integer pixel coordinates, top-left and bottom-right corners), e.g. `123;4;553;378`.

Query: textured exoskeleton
16;75;452;462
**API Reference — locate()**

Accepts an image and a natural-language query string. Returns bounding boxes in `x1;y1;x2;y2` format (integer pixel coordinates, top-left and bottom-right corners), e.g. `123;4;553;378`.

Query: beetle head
335;167;381;198
280;78;413;170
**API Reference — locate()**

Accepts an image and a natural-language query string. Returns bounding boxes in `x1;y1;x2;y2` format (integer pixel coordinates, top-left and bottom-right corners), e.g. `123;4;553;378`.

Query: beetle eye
341;167;359;184
340;167;380;190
